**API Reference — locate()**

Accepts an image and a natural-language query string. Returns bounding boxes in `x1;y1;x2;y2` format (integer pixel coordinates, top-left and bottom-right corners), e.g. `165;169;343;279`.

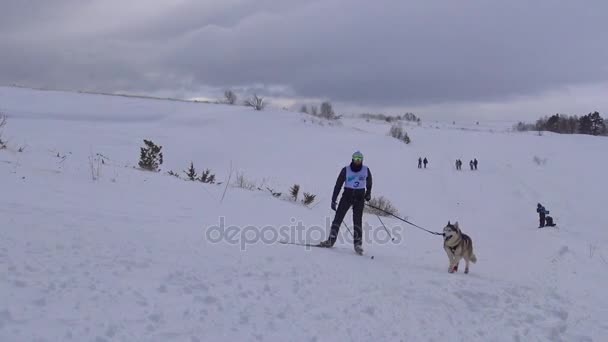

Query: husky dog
443;221;477;274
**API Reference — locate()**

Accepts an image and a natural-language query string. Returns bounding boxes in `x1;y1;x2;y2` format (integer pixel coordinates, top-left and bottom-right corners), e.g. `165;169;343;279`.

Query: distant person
457;159;463;170
469;160;474;170
418;157;422;169
423;157;428;168
537;203;546;227
537;203;556;228
455;160;459;170
473;158;478;170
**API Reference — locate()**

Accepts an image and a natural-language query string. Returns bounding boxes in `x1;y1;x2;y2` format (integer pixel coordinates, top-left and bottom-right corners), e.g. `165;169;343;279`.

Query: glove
331;201;337;211
365;193;371;202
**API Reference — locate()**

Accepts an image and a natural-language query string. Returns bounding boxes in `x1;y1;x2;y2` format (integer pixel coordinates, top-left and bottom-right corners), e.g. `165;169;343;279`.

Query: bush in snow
302;102;340;121
235;171;257;190
166;170;180;178
364;196;399;217
319;101;339;120
389;124;411;144
199;168;216;184
244;94;265;111
88;153;102;181
224;90;237;105
266;187;282;197
290;184;300;201
302;192;316;206
184;162;197;180
0;113;7;149
533;156;547;166
402;112;421;123
360;113;400;123
138;139;163;171
184;162;216;183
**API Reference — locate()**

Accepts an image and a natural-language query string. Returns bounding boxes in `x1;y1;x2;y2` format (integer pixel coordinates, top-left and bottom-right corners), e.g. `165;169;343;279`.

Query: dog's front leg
444;246;456;273
452;255;462;273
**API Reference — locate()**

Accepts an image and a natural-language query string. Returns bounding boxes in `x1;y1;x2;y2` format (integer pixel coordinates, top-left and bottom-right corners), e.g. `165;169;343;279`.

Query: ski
278;240;326;248
278;240;374;259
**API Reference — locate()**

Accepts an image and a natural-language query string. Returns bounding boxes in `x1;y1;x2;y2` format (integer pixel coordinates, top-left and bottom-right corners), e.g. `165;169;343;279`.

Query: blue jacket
537;206;549;215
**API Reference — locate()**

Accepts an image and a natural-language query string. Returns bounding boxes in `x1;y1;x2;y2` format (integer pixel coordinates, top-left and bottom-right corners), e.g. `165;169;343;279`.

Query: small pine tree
199;169;216;184
167;170;180;178
302;192;316;205
138;139;163;171
185;162;197;180
290;184;300;201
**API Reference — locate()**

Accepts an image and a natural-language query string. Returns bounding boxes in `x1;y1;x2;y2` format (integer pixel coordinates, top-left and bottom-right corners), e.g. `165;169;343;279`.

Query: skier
418;157;422;169
423;157;428;168
473;158;478;170
470;160;474;170
319;151;372;254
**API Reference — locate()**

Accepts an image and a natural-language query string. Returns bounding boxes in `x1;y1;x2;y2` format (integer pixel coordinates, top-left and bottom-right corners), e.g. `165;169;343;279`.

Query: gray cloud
2;0;608;115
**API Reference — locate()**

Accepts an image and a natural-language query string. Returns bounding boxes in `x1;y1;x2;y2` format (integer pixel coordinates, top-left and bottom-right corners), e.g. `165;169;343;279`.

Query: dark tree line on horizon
515;111;607;136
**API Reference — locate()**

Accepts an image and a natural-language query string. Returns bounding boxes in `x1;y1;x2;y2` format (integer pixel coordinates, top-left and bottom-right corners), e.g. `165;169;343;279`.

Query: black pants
328;195;364;246
539;213;546;227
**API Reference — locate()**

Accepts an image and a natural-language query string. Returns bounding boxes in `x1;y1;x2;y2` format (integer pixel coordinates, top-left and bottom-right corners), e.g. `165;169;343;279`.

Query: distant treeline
514;111;607;136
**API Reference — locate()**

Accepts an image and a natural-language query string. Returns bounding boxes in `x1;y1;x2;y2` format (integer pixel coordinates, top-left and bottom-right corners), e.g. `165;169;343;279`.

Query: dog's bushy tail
470;253;477;263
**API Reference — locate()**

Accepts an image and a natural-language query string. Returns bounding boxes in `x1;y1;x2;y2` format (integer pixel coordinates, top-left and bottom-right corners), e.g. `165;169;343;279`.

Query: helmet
352;151;363;161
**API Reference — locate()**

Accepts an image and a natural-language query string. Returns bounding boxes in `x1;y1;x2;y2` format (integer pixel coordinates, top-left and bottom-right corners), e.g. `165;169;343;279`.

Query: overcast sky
2;0;608;120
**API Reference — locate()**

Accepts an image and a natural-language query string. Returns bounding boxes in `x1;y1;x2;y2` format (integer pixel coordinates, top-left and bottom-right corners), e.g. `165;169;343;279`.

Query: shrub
185;162;197;180
290;184;300;201
319;101;339;120
302;192;316;206
0;114;7;149
389;124;411;144
88;153;102;181
224;90;237;105
244;94;265;111
266;187;282;197
533;156;547;166
138;139;163;171
166;170;180;178
364;196;399;217
199;169;216;184
235;171;256;190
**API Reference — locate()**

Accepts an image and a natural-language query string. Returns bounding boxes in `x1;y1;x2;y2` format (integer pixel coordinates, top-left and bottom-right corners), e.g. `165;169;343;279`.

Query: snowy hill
1;86;607;341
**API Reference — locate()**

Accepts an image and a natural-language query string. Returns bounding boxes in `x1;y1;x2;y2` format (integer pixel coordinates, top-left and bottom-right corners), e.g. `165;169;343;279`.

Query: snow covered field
1;86;607;341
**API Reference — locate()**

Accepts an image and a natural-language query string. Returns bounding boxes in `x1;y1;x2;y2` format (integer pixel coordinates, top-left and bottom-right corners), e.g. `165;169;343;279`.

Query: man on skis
319;151;372;254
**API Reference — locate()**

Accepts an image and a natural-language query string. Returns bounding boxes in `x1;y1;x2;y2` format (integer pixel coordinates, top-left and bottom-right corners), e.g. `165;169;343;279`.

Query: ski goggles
352;156;363;162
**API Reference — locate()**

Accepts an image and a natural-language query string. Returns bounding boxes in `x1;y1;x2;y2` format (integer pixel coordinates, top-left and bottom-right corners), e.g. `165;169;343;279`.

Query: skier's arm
366;168;373;197
332;168;346;203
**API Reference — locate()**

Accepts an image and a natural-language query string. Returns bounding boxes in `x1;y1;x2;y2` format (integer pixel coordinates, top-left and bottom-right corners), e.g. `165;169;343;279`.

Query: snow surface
1;86;607;341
